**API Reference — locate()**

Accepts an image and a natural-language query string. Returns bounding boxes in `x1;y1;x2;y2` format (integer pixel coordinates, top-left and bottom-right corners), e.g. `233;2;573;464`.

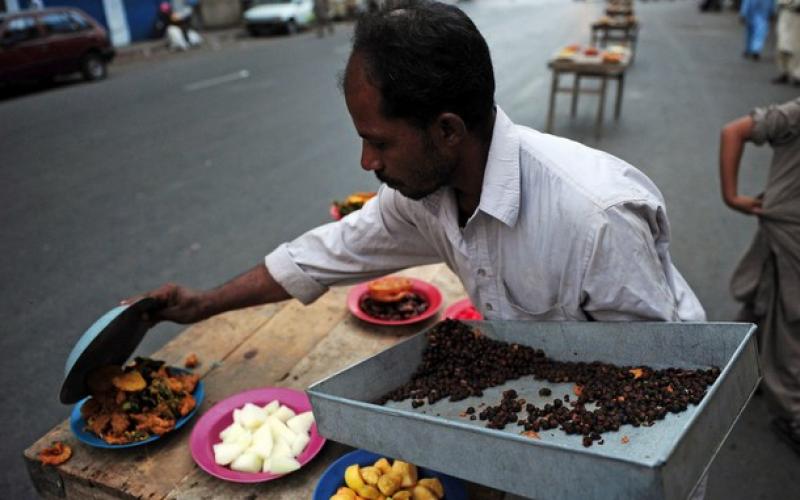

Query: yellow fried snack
390;461;418;488
411;485;438;500
360;466;382;485
373;457;392;474
335;487;357;500
417;478;444;498
377;472;402;496
345;464;366;491
392;491;412;500
357;485;382;500
111;370;146;391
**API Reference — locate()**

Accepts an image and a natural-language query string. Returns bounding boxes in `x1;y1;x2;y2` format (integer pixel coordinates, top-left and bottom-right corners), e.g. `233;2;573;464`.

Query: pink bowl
189;387;326;483
347;278;443;326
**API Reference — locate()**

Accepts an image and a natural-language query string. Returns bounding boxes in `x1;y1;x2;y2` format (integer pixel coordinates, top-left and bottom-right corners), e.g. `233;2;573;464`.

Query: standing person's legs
749;15;770;58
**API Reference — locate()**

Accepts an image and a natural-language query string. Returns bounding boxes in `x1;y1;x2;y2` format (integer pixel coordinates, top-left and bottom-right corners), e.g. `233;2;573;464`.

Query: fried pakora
38;442;72;465
81;357;198;445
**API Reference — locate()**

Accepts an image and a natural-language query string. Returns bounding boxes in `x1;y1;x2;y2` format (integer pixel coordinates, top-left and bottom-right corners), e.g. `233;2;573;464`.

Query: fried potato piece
38;442;72;465
112;370;146;392
377;472;402;496
390;461;418;488
392;491;412;500
411;485;437;500
373;457;392;474
360;466;381;485
417;478;444;498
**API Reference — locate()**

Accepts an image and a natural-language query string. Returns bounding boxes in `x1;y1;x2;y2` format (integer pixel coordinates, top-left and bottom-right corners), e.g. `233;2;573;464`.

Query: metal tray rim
654;323;757;464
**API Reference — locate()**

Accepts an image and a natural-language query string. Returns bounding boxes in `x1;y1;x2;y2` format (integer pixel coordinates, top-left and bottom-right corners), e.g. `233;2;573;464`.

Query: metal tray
307;321;759;500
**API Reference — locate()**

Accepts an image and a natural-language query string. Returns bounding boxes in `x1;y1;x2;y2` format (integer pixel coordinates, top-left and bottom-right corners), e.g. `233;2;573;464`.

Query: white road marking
184;70;251;92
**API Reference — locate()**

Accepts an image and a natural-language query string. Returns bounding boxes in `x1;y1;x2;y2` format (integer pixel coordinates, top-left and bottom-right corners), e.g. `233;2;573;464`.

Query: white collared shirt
266;107;705;321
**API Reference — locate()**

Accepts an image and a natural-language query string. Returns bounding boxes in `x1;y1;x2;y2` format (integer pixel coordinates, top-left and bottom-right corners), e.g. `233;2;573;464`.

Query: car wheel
247;25;260;37
285;20;297;35
81;53;107;81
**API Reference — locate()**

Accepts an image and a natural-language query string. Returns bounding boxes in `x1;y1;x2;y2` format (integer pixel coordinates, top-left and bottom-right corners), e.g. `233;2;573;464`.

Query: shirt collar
476;106;520;227
421;106;521;227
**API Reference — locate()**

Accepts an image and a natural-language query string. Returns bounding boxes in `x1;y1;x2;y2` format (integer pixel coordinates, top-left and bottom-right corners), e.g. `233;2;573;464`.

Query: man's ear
432;112;467;148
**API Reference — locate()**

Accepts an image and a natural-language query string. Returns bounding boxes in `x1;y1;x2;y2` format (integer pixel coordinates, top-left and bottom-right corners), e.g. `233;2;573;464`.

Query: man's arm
719;116;762;215
128;264;290;324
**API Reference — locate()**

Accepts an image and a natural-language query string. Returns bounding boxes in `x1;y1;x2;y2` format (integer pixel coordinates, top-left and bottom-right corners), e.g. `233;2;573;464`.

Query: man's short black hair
350;0;495;135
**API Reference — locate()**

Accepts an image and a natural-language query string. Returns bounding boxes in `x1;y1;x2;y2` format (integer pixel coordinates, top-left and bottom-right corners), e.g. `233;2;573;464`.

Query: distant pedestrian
773;0;800;84
740;0;776;60
720;98;800;457
315;0;334;37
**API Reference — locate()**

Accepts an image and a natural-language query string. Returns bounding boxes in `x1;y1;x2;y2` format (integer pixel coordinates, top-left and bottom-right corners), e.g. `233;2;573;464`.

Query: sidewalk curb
113;27;245;64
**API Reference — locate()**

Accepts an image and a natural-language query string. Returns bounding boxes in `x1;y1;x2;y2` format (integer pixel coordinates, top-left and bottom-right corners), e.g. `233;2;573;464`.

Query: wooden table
545;53;630;139
24;264;505;499
606;6;634;16
591;20;639;63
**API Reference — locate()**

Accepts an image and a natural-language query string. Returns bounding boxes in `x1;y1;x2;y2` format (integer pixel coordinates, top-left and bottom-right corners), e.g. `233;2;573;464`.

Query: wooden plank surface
25;264;495;500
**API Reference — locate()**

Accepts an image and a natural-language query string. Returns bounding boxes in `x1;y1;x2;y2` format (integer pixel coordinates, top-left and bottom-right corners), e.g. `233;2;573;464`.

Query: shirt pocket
501;280;569;321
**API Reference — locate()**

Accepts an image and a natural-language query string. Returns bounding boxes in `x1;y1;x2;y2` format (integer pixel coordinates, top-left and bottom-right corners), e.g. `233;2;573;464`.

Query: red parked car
0;7;115;84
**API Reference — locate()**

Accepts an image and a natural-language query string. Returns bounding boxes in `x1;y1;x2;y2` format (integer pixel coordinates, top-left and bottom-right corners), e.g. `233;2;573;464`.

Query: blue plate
312;449;468;500
61;297;161;404
70;367;205;449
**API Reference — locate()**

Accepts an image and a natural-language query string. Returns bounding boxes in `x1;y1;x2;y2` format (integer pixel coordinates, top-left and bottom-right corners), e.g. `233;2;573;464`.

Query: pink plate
329;204;342;221
444;298;483;320
189;387;326;483
347;278;443;326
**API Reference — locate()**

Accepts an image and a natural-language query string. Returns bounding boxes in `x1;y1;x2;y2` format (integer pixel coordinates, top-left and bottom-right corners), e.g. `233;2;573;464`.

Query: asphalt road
2;1;798;498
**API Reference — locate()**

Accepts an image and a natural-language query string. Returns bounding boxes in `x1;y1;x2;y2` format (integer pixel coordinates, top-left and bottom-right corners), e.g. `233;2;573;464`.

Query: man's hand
725;195;763;215
122;264;291;327
123;283;212;325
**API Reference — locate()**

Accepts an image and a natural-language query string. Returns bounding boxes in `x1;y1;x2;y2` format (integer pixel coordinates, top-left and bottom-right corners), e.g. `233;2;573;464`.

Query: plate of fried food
348;276;442;326
313;449;467;500
331;191;377;221
70;357;204;448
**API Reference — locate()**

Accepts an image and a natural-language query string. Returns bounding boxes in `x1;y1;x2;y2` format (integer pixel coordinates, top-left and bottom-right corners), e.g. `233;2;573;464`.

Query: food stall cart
25;260;758;499
545;47;631;139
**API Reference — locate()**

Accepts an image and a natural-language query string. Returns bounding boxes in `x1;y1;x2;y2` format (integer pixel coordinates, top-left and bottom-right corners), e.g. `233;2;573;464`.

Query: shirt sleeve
750;98;800;147
579;203;680;321
265;185;442;304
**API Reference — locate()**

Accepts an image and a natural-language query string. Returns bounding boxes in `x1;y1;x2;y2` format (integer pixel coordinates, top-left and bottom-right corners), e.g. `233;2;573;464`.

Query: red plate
347;278;442;326
329;204;342;221
444;298;483;320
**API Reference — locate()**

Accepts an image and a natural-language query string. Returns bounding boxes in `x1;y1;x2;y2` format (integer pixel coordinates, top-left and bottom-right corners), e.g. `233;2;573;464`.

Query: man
740;0;776;60
314;0;334;37
720;98;800;456
773;0;800;85
135;1;706;495
141;0;702;327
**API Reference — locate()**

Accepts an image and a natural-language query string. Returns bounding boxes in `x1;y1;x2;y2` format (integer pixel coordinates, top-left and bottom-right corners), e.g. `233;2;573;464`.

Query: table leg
614;73;624;120
595;76;608;139
546;70;559;133
570;74;581;118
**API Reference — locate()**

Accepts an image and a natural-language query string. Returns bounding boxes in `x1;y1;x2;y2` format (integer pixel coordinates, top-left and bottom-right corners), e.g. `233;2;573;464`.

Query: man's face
344;54;456;200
